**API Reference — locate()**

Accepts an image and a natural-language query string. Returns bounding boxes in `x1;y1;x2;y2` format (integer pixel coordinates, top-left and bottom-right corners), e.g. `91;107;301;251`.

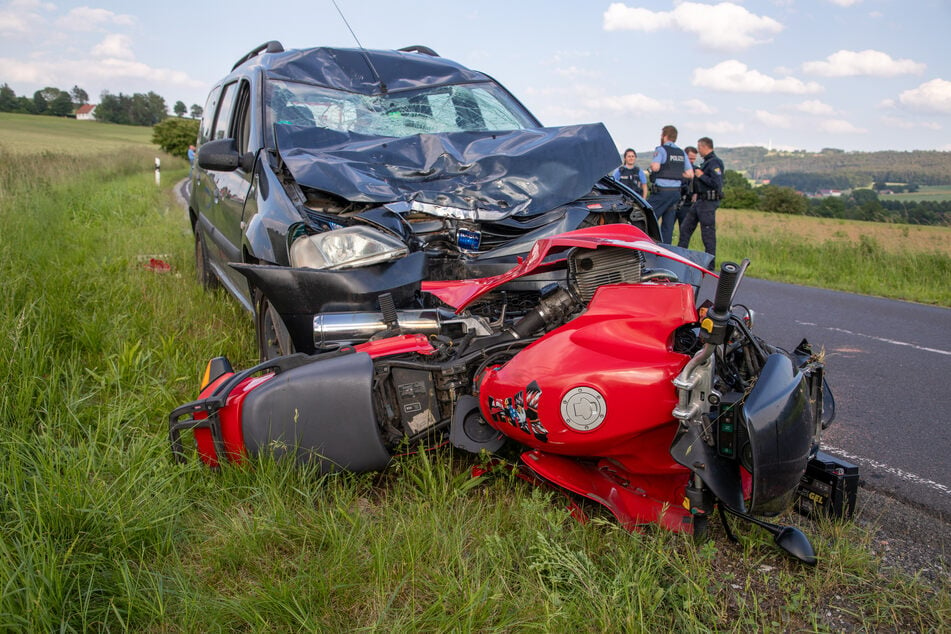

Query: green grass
0;112;153;154
0;122;948;630
678;209;951;306
884;185;951;203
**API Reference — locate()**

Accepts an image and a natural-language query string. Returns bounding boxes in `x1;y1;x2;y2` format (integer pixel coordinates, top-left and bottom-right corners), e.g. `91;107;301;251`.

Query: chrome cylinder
313;310;442;349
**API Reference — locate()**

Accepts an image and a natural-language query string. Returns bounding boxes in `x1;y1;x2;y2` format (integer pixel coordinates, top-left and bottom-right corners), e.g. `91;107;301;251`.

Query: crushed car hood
275;123;620;219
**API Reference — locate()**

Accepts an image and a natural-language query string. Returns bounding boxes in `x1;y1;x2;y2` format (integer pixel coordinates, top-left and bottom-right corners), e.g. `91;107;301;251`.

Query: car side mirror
197;138;241;172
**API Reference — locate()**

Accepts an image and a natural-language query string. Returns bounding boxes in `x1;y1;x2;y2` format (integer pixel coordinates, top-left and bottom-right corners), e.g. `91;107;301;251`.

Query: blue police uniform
612;165;647;194
647;142;690;243
677;150;724;268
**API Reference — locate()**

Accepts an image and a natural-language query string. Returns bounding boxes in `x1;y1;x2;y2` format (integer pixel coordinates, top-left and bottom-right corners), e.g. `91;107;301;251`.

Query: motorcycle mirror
772;526;818;566
722;505;817;566
726;258;751;308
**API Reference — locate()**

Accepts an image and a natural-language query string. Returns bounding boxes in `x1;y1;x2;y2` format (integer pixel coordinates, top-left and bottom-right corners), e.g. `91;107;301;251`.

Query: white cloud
683;98;716;115
898;79;951;114
0;0;54;36
879;116;941;131
590;93;667;114
56;7;135;31
692;60;823;94
92;34;135;60
828;0;861;6
705;120;744;135
554;65;602;80
802;50;925;77
818;119;867;134
534;104;594;123
0;56;52;83
795;100;836;116
603;2;783;52
754;110;792;128
89;58;205;88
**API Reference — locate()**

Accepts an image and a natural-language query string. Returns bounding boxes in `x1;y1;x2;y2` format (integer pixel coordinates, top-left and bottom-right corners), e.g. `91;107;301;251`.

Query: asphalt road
713;275;951;547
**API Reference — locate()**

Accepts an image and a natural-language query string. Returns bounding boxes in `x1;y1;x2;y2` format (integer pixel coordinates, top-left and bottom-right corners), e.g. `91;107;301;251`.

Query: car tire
194;225;220;290
255;290;295;361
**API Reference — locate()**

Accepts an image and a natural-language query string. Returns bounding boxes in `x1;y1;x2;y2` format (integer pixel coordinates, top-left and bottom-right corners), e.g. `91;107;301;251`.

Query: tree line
717;146;951;188
721;170;949;226
0;83;203;127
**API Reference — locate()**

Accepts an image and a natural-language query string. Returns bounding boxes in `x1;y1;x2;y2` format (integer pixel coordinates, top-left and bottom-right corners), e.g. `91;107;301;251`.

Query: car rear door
203;79;255;304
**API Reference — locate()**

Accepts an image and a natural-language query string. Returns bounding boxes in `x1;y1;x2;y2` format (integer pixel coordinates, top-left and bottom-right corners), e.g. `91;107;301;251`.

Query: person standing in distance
612;148;649;199
648;125;693;244
676;145;699;237
678;137;724;269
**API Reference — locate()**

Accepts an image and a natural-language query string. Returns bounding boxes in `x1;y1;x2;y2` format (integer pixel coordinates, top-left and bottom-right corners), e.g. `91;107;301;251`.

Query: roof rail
232;41;285;71
398;45;439;57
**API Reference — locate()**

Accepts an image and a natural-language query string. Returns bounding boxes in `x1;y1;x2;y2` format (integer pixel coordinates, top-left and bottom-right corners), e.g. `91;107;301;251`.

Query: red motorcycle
170;224;837;564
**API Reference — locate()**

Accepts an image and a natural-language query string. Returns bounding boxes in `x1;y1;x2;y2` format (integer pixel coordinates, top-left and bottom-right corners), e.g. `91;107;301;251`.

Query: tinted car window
232;81;252;154
267;80;536;137
213;82;238;140
198;87;219;144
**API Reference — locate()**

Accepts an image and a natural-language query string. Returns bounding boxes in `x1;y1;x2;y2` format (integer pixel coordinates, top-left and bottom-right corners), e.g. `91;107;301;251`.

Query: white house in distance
75;104;96;120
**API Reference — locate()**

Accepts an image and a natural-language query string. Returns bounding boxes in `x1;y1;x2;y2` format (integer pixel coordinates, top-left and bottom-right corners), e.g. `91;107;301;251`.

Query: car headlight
289;226;408;270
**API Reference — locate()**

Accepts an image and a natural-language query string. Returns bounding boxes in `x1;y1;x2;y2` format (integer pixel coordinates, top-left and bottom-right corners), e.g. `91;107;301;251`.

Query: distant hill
716;146;951;187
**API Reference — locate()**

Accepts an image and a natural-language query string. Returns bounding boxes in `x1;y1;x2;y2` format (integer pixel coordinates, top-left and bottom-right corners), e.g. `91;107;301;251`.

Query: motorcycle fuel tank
479;282;697;462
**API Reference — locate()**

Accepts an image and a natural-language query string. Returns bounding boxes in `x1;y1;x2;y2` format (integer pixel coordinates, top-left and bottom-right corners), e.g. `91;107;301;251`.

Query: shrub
757;185;808;214
151;117;200;158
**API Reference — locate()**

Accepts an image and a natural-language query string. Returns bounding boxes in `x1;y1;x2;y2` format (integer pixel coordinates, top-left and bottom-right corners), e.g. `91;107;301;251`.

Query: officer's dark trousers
647;188;681;244
678;199;718;267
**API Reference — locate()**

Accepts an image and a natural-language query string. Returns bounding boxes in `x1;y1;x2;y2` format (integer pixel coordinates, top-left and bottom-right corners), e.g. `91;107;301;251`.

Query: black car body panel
274;123;619;217
262;47;499;96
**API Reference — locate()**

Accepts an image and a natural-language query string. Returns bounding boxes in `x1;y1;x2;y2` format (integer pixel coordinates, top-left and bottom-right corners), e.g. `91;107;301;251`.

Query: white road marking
795;322;951;356
824;445;951;497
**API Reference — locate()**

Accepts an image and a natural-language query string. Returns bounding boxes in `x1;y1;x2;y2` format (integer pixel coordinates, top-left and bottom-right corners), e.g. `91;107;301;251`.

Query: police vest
695;153;725;196
654;145;687;181
616;166;642;189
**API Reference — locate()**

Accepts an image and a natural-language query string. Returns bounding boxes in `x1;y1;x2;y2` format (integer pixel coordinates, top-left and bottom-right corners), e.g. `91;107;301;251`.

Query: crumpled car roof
262;47;490;95
275;123;620;218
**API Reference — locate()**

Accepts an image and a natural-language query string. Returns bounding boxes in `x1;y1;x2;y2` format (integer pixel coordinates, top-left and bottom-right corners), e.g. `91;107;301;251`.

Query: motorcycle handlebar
712;261;742;316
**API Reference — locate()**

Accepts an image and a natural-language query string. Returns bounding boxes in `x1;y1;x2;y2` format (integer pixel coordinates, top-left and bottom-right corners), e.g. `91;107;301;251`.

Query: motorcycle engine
568;246;645;303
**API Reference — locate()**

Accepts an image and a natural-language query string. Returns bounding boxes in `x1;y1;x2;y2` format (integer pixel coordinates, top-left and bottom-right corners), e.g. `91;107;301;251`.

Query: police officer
676;145;699;235
648;125;693;244
678;137;724;268
612;148;649;198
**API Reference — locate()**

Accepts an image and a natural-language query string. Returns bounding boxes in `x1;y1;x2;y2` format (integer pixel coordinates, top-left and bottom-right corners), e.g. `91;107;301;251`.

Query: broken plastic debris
144;258;171;273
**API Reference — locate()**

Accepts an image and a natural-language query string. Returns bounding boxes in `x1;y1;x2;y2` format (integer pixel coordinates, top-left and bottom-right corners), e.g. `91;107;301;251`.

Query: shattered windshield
267;80;537;138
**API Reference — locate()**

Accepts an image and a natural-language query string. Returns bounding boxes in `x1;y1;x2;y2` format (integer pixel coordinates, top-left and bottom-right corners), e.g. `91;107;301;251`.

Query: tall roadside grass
0;140;947;630
678;209;951;306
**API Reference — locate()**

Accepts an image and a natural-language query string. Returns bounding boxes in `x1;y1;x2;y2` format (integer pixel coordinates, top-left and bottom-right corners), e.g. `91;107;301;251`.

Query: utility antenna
331;0;387;93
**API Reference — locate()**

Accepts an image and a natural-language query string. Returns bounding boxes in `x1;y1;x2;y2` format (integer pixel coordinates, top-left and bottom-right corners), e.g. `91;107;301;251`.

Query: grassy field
883;185;951;203
0;112;154;154
678;209;951;306
1;118;948;630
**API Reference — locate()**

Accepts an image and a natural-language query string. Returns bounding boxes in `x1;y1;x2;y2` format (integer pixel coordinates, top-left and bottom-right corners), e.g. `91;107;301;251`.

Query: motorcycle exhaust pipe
314;310;443;349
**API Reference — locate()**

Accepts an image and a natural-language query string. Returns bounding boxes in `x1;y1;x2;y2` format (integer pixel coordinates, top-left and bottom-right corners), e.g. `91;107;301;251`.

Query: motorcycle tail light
456;229;481;251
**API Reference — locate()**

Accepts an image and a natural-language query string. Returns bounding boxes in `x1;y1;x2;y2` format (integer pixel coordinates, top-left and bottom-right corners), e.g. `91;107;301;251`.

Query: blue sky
2;0;949;153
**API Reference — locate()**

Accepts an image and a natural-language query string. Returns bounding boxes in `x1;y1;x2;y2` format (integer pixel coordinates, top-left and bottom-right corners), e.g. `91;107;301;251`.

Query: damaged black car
190;41;706;359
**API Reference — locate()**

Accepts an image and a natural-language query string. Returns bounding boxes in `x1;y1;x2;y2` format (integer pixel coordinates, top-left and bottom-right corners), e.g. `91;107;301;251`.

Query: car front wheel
255;290;295;361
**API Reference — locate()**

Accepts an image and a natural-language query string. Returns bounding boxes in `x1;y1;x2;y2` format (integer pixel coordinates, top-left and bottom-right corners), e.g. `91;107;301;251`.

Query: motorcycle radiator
569;246;644;303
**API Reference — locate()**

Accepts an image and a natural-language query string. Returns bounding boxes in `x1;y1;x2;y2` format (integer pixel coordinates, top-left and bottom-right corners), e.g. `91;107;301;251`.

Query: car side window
230;81;252;155
212;82;238;141
198;87;219;144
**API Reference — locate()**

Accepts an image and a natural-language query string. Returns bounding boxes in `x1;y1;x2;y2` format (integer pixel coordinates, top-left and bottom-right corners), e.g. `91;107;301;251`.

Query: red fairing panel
479;282;697;466
423;224;716;311
193;373;273;466
354;334;436;358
